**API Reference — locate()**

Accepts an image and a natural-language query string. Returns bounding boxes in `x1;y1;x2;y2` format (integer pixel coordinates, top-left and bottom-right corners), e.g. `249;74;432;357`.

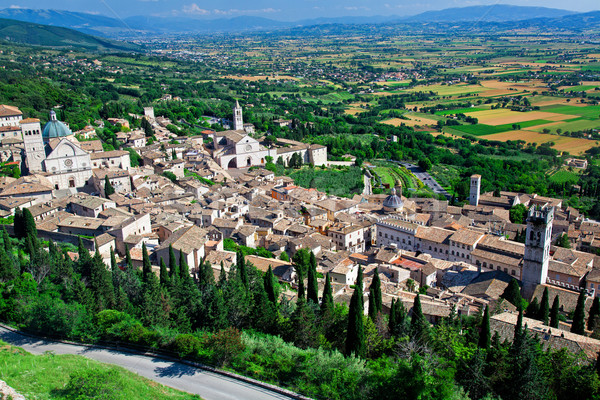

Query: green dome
43;111;72;139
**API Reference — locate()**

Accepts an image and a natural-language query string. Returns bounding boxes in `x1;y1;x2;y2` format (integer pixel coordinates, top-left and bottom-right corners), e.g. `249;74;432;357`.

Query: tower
470;174;481;206
21;117;45;173
521;205;554;300
233;100;243;131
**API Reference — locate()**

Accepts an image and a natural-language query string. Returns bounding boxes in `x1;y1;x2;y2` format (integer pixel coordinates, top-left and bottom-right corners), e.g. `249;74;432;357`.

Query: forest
1;210;599;400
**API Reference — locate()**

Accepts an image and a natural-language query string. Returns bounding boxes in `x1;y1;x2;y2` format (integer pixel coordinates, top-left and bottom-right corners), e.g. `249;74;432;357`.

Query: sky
1;0;599;20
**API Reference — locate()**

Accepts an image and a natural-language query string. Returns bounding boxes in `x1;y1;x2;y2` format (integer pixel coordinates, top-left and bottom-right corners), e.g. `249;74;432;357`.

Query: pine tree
306;252;318;304
321;272;334;315
550;295;560;328
410;294;430;343
346;286;365;357
589;297;600;331
159;257;169;287
104;175;115;197
539;287;550;325
571;289;586;335
168;244;177;278
264;265;277;304
142;243;152;283
478;305;491;349
370;267;382;317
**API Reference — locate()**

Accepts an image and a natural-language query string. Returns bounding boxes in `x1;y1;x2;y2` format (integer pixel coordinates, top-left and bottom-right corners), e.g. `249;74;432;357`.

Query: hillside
0;18;139;51
399;5;575;22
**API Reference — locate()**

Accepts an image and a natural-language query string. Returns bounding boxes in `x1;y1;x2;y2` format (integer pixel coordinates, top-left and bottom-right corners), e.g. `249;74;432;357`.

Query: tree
526;297;539;319
104;175;115;197
306;252;318;304
179;250;189;282
538;287;550;325
142;243;152;283
22;208;37;240
124;244;133;271
589;296;600;331
13;208;24;239
410;294;430;343
168;245;177;278
571;289;586;335
515;305;523;343
478;305;491;349
263;265;277;305
199;260;215;288
510;204;528;224
321;272;334;315
159;257;169;287
297;268;305;301
236;251;248;288
89;250;115;312
550;295;560;328
346;287;365;357
556;233;571;249
369;268;382;320
502;278;522;307
279;252;289;262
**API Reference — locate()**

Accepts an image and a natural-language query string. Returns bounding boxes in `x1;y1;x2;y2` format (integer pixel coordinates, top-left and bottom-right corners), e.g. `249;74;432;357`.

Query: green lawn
0;341;201;400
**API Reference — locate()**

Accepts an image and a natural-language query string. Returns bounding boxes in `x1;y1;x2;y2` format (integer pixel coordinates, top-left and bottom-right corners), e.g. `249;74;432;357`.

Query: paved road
393;161;451;199
0;327;294;400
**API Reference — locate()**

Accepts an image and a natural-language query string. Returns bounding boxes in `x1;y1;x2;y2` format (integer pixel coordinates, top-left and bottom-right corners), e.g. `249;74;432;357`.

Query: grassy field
464;109;572;125
541;105;600;119
530;118;600;133
482;130;597;154
436;107;487;115
400;83;488;96
450;119;552;136
0;341;201;400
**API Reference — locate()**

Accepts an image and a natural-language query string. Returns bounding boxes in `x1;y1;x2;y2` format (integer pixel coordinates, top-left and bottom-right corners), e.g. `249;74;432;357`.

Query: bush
62;368;123;400
171;333;203;358
209;327;245;367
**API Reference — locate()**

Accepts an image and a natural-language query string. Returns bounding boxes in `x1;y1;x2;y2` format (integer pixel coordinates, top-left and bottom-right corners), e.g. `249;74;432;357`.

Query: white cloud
182;4;210;15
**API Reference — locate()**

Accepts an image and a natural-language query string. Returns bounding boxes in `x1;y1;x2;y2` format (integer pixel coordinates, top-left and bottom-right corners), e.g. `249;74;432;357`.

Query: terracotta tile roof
0;105;22;117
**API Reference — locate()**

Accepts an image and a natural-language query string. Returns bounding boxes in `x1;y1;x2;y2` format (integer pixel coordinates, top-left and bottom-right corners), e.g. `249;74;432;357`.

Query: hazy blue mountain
0;18;140;51
398;5;576;22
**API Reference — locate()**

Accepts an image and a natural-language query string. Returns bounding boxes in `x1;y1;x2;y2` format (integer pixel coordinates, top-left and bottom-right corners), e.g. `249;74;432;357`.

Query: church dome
43;111;72;139
383;187;403;212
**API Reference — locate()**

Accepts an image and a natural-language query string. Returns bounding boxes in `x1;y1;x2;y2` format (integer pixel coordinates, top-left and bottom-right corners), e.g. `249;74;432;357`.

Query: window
592;283;595;289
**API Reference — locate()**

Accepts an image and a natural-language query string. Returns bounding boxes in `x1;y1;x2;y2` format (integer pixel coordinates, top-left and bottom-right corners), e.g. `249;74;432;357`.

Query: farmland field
482;130;598;154
381;115;439;127
436;107;487;115
401;83;488;96
451;119;553;136
464;109;573;125
549;170;580;185
541;105;600;119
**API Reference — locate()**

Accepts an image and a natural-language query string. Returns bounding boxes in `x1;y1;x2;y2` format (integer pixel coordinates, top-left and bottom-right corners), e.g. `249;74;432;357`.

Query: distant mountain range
0;5;598;37
0;18;140;51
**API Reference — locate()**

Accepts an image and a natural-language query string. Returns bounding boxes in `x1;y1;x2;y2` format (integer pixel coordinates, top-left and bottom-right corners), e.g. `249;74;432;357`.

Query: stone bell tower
233;100;243;131
522;205;554;300
470;174;481;206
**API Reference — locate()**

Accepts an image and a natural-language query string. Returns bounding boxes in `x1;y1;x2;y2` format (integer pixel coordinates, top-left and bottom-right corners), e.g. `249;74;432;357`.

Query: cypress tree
199;260;215;287
356;266;364;293
478;305;491;349
77;237;92;278
515;305;523;340
370;267;382;316
389;298;397;335
410;294;429;343
110;247;121;292
2;225;12;253
179;249;189;281
526;297;539;319
142;243;152;282
571;289;586;335
307;252;318;304
297;268;305;300
550;295;560;328
264;265;277;304
368;287;377;321
236;250;247;288
321;272;334;315
218;261;227;286
346;287;365;357
22;208;37;240
588;296;600;331
124;244;133;271
159;257;169;287
90;250;115;311
501;278;522;307
13;208;23;239
168;244;177;277
104;175;115;197
110;247;117;272
539;287;550;325
596;351;600;378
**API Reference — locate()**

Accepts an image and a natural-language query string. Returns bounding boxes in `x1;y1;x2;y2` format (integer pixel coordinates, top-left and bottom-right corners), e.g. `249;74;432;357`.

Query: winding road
0;326;297;400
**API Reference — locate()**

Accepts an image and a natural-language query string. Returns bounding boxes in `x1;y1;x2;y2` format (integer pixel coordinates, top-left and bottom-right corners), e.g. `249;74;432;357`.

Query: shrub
171;333;203;358
62;368;123;400
209;327;245;367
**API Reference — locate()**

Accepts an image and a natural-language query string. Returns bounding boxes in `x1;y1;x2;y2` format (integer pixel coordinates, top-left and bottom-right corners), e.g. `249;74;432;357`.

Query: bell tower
470;174;481;206
21;117;45;173
522;205;554;300
233;100;243;131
